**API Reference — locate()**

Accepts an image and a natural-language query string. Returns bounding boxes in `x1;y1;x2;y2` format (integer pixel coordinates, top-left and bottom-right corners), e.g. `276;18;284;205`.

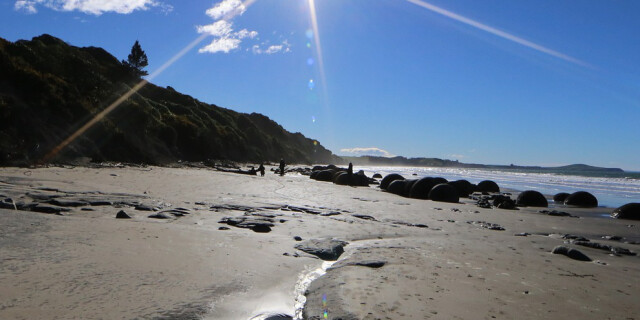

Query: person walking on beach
258;163;265;177
279;158;285;176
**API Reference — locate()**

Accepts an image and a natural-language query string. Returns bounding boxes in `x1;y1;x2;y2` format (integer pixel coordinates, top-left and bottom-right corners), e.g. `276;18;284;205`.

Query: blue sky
2;0;639;170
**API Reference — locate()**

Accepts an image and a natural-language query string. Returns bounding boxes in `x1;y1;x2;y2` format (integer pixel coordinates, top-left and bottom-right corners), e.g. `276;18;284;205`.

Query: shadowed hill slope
0;34;340;166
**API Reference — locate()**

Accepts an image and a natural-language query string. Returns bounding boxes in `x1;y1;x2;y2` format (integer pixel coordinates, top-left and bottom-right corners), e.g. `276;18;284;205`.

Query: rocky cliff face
0;34;340;165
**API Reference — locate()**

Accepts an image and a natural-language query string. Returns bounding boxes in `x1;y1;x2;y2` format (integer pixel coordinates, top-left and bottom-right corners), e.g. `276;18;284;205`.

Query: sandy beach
0;165;638;319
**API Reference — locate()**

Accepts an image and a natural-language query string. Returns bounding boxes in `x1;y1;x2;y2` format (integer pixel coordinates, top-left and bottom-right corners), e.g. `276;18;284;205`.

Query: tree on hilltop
122;40;148;77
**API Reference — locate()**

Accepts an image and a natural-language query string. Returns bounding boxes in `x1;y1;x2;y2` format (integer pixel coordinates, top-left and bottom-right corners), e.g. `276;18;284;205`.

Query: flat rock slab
218;215;275;233
294;238;348;261
467;220;505;231
48;198;89;207
31;204;71;214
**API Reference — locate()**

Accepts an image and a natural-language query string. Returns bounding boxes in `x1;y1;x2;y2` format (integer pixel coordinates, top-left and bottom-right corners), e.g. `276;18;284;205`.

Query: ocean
359;166;640;208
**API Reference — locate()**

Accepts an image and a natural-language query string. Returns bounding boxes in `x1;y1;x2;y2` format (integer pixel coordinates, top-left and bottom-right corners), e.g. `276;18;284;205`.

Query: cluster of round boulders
428;184;459;203
309;165;371;187
380;174;405;190
611;203;640;220
553;192;570;203
564;191;598;207
516;190;548;207
477;180;500;193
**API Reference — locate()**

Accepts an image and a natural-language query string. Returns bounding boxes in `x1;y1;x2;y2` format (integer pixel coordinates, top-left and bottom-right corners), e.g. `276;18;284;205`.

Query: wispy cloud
251;40;291;55
448;154;465;159
198;0;290;55
405;0;590;68
340;147;396;158
14;0;171;15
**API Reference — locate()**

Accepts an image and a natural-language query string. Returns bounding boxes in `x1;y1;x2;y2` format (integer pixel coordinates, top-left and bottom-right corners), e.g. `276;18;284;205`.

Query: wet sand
0;165;638;319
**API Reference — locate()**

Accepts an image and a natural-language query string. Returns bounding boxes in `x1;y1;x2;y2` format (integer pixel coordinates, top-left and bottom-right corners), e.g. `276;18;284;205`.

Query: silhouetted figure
347;162;353;176
258;163;265;176
279;158;285;176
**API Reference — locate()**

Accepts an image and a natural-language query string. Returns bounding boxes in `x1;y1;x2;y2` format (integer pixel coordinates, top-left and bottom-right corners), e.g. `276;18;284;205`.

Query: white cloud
235;29;258;39
198;37;241;54
339;147;396;158
13;0;171;15
448;154;465;159
205;0;245;20
197;20;233;37
198;0;291;55
251;40;291;55
14;0;37;13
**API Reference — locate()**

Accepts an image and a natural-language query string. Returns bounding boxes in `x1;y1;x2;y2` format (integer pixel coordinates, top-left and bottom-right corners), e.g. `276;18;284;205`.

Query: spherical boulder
380;174;404;190
477;180;500;193
564;191;598;208
611;203;640;220
372;173;382;179
310;171;319;180
332;170;346;182
387;180;406;195
409;177;438;199
314;170;334;182
403;179;418;197
333;172;351;186
516;190;548;207
428;183;459;203
553;192;570;203
448;180;473;197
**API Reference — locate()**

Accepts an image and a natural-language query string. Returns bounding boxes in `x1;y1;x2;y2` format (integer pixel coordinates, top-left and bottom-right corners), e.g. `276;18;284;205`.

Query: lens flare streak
405;0;591;68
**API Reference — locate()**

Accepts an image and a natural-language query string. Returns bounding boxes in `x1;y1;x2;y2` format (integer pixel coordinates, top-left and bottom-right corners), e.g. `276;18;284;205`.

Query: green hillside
0;34;340;166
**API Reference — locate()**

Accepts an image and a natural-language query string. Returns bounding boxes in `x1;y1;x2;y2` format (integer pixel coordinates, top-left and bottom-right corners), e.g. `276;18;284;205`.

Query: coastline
1;165;638;319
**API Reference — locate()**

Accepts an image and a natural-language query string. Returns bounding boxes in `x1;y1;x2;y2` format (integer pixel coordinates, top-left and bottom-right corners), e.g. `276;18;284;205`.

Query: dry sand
0;165;638;320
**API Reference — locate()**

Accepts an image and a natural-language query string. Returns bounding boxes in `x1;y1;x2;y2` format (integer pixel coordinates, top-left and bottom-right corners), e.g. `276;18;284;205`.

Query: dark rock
352;214;376;221
573;241;636;256
497;199;517;210
611;203;640;220
218;226;230;230
492;195;511;207
218;215;275;233
477;180;500;193
564;191;598;208
516;190;548;207
553;192;570;203
428;183;459;203
372;173;382;179
116;210;131;219
314;170;334;182
48;199;89;207
402;179;418;197
134;204;155;211
294;236;302;241
148;212;172;219
309;171;319;180
31;204;71;214
448;180;473;197
0;198;17;210
467;220;505;231
551;246;592;261
160;208;191;217
294;238;348;261
333;172;351;185
332;260;386;269
387;180;406;196
539;210;574;217
89;200;114;206
380;174;404;190
562;234;589;242
409;177;439;199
